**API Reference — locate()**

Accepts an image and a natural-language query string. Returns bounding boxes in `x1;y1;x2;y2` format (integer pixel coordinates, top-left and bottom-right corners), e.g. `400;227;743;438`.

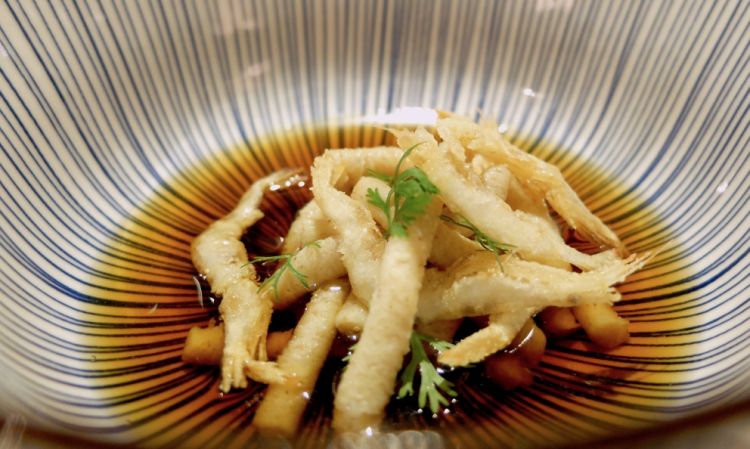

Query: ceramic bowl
1;1;748;448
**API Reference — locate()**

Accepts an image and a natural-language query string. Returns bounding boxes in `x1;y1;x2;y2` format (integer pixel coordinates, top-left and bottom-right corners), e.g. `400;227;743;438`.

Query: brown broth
82;124;699;449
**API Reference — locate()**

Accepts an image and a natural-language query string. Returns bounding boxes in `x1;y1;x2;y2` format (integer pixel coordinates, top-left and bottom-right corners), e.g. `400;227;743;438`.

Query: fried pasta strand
335;292;369;336
351;176;480;269
281;199;334;253
271;237;347;309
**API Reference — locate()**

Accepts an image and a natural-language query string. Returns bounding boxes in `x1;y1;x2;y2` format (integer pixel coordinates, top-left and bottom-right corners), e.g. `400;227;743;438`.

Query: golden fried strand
335;292;369;336
438;307;536;367
191;170;294;391
254;281;349;436
311;148;403;302
186;110;654;428
417;251;652;323
350;175;481;269
333;199;442;432
437;115;624;253
395;127;607;270
272;237;347;309
182;326;293;365
281;200;334;253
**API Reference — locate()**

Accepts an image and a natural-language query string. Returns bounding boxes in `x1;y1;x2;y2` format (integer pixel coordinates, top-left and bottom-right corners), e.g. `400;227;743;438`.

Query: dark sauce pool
83;124;697;449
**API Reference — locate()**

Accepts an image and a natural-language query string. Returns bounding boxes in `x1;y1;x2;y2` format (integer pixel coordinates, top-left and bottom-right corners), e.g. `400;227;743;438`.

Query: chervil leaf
422;334;455;353
366;143;440;238
393;179;437;225
397;332;456;414
418;360;456;412
366;187;389;211
366;169;392;184
389;221;408;238
247;241;320;302
397;355;418;399
440;214;515;266
395;167;439;194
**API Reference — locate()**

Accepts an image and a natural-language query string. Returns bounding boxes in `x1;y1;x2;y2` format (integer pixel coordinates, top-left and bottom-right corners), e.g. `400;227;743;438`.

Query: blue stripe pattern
0;0;748;448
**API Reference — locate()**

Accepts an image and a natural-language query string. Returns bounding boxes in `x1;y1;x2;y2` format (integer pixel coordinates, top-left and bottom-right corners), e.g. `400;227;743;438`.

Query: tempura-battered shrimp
437;115;625;253
438;307;536;367
416;251;652;323
272;236;347;309
191;170;294;392
281;200;334;253
395;128;607;270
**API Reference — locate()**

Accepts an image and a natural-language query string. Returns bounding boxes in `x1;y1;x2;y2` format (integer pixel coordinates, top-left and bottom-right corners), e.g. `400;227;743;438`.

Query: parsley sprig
440;214;516;262
247;241;320;301
366;144;440;238
397;332;457;414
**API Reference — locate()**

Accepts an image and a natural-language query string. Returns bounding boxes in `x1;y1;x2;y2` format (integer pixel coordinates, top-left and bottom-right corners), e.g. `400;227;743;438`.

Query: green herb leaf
366;187;389;212
397;332;456;414
247;241;320;302
367;143;440;238
365;169;392;184
422;334;456;353
440;214;516;264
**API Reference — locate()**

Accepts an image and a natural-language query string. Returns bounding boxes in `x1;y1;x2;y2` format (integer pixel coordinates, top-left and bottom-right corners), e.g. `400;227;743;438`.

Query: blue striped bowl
1;1;748;448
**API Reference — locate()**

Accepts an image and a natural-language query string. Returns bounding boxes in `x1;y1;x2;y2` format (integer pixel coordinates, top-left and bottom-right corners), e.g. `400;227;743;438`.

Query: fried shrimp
416;251;651;323
438;307;537;367
394;128;608;270
191;170;295;391
436;115;625;253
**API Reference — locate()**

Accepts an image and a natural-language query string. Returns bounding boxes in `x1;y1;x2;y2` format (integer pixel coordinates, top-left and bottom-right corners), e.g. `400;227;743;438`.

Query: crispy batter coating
416;251;652;323
185;113;655;434
437;115;625;253
191;170;295;391
254;281;349;436
311;147;402;302
333;199;442;432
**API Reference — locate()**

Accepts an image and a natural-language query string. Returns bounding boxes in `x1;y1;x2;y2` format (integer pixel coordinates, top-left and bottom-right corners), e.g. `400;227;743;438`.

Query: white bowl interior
0;1;748;447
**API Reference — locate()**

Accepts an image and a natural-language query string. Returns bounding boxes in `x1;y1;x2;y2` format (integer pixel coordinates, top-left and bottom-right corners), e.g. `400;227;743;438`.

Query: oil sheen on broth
83;124;696;449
